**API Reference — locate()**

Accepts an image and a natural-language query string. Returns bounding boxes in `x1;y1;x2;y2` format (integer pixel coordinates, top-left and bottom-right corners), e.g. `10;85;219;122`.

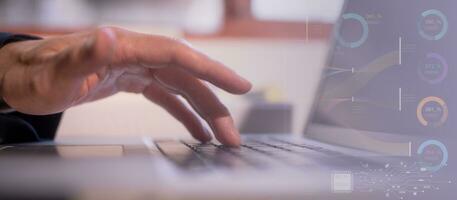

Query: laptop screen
306;0;457;154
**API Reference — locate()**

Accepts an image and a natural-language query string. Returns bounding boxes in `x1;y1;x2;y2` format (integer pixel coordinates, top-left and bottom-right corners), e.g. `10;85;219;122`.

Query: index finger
113;28;252;94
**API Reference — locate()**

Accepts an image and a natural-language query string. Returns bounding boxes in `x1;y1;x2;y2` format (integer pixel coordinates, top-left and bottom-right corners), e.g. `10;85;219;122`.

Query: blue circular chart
336;13;369;48
417;140;448;172
418;9;448;41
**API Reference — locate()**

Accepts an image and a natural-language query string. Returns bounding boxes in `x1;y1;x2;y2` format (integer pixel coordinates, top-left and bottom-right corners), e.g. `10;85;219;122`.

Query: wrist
0;33;42;113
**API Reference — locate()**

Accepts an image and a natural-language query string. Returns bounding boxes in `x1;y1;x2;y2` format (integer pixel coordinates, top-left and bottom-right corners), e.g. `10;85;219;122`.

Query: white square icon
331;171;353;193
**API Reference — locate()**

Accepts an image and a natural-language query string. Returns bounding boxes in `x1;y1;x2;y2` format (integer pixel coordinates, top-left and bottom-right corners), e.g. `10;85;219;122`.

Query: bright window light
252;0;344;23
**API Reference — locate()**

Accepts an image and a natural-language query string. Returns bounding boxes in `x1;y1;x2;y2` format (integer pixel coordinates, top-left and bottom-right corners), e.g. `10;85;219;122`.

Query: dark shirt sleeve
0;32;63;144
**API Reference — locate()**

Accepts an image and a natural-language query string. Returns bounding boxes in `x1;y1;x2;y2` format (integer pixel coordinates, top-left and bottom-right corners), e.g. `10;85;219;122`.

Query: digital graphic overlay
418;53;448;84
418;9;448;41
336;13;369;48
417;140;448;172
416;96;448;127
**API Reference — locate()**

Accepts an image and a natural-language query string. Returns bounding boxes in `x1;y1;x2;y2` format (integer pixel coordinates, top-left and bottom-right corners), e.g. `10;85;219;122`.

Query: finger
115;31;252;94
55;27;117;78
143;80;212;143
170;42;252;94
154;68;241;147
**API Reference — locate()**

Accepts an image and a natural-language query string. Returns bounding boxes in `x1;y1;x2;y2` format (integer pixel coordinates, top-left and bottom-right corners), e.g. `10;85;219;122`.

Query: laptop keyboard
155;137;349;171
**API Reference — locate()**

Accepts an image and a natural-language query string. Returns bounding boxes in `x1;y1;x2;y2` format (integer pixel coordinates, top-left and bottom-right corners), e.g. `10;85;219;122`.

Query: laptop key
242;141;320;167
214;144;285;168
155;140;209;171
270;138;344;156
181;141;252;169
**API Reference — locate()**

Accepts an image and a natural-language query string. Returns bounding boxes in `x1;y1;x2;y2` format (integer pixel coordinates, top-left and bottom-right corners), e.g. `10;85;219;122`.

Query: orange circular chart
416;96;448;127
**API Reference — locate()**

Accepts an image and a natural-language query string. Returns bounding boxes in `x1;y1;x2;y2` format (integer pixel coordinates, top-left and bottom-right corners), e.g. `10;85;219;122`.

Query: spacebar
155;140;209;170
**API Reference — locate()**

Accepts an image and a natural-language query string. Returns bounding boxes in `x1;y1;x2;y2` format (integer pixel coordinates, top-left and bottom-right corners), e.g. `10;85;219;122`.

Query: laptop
0;0;455;199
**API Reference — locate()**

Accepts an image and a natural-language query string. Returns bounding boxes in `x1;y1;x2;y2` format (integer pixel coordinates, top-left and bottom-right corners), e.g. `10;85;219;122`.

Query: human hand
0;27;251;146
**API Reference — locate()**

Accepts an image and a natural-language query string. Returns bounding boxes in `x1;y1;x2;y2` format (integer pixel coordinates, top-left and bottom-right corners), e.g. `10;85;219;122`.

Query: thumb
56;27;117;78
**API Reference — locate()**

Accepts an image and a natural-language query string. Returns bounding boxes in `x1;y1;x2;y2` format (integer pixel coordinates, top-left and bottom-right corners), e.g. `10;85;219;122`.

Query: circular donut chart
418;9;448;41
416;96;448;127
418;53;448;84
417;140;448;172
336;13;369;48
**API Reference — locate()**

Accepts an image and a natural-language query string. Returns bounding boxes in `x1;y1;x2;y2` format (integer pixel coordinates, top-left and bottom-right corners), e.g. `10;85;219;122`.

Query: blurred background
0;0;343;141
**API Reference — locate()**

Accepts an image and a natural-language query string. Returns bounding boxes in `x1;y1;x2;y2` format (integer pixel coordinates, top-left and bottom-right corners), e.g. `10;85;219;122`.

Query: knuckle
215;103;230;117
172;37;191;47
94;26;120;36
203;101;230;120
92;26;122;45
167;37;191;54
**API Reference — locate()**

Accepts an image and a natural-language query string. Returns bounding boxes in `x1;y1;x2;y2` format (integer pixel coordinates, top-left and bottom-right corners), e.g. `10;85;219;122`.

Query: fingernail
231;129;241;147
243;79;253;91
236;76;252;94
226;117;241;147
